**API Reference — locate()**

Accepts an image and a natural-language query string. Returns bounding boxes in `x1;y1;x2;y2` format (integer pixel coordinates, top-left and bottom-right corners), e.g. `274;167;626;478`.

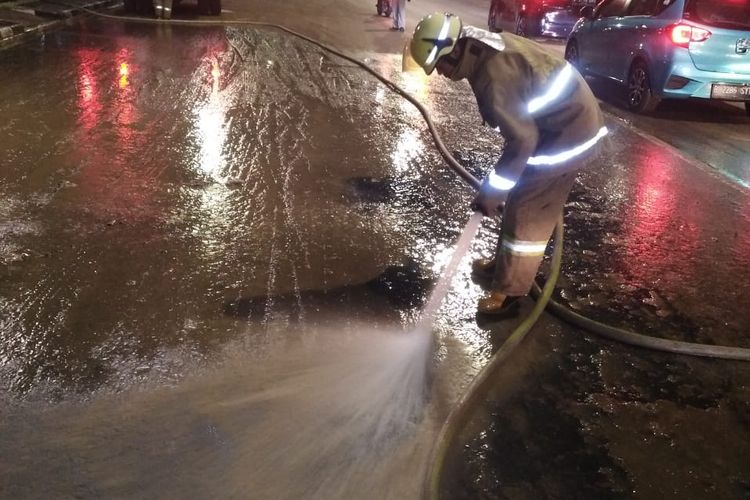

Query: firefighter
408;13;607;315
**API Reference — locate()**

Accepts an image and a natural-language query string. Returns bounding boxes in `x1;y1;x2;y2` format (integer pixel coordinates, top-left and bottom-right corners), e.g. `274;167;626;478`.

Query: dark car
488;0;593;38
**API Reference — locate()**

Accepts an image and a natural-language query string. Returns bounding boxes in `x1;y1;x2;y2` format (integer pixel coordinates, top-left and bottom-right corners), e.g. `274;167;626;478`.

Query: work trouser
492;169;578;296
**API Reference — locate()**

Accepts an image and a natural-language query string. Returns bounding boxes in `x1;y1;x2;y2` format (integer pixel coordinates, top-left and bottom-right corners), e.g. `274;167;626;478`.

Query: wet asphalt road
1;8;749;500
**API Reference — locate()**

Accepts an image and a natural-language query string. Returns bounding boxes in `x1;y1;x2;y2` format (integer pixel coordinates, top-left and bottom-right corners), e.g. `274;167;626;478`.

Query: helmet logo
421;37;455;53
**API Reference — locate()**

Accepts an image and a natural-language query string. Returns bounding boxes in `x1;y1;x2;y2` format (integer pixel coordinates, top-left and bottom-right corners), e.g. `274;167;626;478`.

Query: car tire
488;4;498;32
515;15;528;37
564;40;584;74
626;60;660;113
745;101;750;117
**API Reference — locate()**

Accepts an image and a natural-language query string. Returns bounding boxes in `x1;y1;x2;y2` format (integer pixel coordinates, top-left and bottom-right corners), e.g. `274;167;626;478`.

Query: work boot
471;257;496;279
477;292;520;316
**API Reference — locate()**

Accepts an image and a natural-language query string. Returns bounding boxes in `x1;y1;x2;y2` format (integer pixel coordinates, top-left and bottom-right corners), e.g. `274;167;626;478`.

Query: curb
0;0;119;44
24;0;118;18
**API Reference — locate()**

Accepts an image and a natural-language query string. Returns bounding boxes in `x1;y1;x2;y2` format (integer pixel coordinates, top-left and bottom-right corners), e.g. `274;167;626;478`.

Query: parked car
488;0;593;38
565;0;750;114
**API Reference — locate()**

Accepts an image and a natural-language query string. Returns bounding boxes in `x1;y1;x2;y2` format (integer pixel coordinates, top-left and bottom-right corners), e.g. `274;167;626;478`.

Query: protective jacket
448;27;606;297
449;28;605;187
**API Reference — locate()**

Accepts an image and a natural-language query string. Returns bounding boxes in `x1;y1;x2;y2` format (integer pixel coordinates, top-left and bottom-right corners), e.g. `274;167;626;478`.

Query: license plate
710;83;750;101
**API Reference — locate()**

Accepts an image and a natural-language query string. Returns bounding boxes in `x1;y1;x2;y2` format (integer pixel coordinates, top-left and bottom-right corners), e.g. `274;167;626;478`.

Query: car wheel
565;40;583;73
488;4;498;32
626;60;660;113
515;15;528;37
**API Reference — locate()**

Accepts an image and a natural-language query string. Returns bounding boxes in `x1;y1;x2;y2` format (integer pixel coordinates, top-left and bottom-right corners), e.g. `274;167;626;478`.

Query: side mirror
579;5;594;18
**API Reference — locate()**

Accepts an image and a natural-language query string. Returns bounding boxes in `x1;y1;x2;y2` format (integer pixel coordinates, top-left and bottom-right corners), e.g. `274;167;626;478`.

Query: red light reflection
76;48;103;132
619;141;700;285
71;43;154;221
80;73;94;101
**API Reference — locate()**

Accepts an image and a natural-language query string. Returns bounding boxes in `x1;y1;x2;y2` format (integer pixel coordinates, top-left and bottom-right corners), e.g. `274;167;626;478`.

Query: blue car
565;0;750;114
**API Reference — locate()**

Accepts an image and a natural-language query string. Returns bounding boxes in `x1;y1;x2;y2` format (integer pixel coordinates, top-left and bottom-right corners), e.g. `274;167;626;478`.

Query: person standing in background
391;0;409;32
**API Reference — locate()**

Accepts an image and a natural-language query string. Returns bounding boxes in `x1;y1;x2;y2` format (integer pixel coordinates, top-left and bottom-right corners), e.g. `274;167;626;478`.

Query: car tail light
670;23;711;46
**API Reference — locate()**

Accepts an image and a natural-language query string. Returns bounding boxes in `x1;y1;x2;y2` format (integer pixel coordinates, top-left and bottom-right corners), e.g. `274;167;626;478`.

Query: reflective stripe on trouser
492;169;578;296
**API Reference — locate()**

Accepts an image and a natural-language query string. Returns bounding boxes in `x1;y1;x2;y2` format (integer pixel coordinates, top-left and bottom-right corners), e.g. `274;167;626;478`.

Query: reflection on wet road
0;16;749;500
586;77;750;188
1;20;443;394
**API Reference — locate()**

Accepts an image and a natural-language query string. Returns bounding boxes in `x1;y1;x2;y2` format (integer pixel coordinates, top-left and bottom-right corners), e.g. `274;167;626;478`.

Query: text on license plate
711;83;750;100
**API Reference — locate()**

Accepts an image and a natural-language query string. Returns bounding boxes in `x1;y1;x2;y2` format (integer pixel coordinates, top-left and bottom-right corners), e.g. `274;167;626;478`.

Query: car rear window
627;0;663;15
684;0;750;29
596;0;630;17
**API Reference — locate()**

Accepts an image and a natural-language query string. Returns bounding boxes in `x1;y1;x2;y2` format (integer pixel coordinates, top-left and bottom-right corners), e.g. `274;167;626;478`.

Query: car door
604;0;664;81
583;0;631;76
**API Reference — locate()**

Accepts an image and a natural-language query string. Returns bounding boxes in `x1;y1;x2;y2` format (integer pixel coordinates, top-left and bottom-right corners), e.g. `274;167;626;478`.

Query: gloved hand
471;177;508;217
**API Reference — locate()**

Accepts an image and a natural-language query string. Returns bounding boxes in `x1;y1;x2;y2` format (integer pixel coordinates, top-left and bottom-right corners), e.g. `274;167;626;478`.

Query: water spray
414;212;484;334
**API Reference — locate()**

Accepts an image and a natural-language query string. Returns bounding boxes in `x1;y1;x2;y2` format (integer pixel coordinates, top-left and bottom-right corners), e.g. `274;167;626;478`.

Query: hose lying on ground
423;217;565;500
530;282;750;361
